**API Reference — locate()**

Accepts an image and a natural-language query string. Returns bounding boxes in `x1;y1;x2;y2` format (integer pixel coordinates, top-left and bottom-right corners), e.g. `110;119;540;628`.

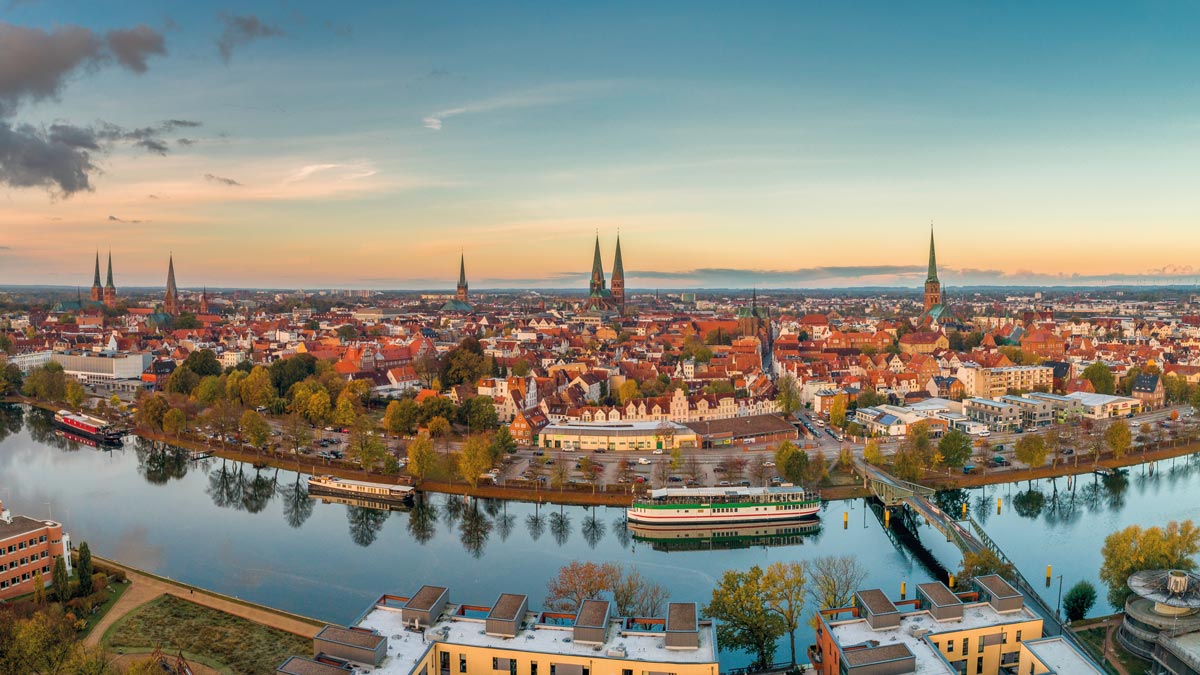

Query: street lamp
1054;574;1064;622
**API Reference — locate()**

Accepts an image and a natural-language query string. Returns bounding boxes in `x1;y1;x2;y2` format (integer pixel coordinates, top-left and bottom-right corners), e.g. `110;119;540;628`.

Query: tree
205;400;241;447
183;348;223;377
194;375;226;405
76;542;94;596
958;549;1015;586
384;398;420;435
332;397;358;427
427;416;451;448
239;366;276;409
52;555;69;602
856;389;887;408
776;374;801;418
461;396;498;431
612;567;669;618
162;408;187;438
136;394;171;430
704;566;785;669
22;362;67;401
806;555;867;612
490;426;518;456
863;439;883;465
1100;521;1200;607
303;389;332;426
545;561;621;610
347;415;387;470
938;430;973;468
829;395;847;429
239;409;271;450
1105;420;1132;459
406;437;437;480
441;339;488;387
1014;434;1048;470
32;570;46;604
805;448;829;485
1082;362;1116;395
763;561;806;666
64;379;85;408
618;379;641;404
1063;580;1097;622
458;435;493;489
282;412;313;453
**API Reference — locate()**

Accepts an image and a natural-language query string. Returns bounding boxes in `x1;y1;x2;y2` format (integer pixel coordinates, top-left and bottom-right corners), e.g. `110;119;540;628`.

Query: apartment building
957;364;1054;399
278;584;718;675
0;499;73;601
963;398;1023;432
810;575;1103;675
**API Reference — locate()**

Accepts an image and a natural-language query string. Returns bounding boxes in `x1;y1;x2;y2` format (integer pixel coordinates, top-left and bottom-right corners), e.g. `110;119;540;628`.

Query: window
961;638;967;654
493;659;500;670
976;657;983;672
1015;630;1022;643
978;638;984;653
948;640;955;653
531;663;538;675
459;655;467;673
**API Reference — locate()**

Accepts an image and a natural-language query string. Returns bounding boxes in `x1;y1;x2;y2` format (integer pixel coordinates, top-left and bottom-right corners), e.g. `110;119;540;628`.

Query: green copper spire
458;253;467;288
926;226;938;283
105;252;115;289
92;252;102;287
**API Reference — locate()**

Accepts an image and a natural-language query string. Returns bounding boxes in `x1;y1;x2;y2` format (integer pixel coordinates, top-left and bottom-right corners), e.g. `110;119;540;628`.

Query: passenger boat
53;410;125;445
628;519;820;552
627;485;821;525
307;475;415;506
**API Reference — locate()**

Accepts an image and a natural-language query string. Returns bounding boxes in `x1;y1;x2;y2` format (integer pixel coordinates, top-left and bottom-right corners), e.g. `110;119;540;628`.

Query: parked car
637;457;651;465
652;449;664;455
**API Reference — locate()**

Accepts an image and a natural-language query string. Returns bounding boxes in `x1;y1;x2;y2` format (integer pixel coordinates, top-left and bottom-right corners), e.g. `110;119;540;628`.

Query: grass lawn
104;595;310;675
1075;626;1153;675
79;580;130;639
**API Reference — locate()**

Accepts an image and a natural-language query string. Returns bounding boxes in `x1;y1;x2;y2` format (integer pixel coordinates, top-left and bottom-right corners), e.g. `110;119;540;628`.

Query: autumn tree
863;439;883;465
829;394;847;429
136;394;171;430
612;568;669;617
162;408;187;438
1100;520;1200;607
427;416;451;448
64;379;85;408
205;400;241;447
957;549;1015;586
490;426;518;456
704;566;785;668
1105;419;1132;459
52;556;69;602
1014;434;1048;470
239;409;271;451
239;365;276;409
282;411;313;453
1082;362;1116;395
545;561;621;610
458;435;494;489
406;437;437;480
807;555;867;612
764;561;807;666
775;374;801;418
347;415;387;470
618;379;641;404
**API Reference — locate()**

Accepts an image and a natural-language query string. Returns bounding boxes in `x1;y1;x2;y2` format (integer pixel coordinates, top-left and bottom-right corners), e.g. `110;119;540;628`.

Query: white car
652;449;664;455
762;461;776;467
637;457;651;465
975;430;991;438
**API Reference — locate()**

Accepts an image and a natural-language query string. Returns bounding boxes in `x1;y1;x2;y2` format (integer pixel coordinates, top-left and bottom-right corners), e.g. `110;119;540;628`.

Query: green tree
63;379;85;408
763;561;807;667
1063;580;1097;622
165;366;199;395
182;348;223;376
239;409;271;450
490;426;518;456
239;365;276;409
136;394;171;430
441;338;488;387
863;439;883;465
938;429;973;468
776;441;808;484
76;542;94;596
427;416;452;447
407;436;437;480
829;395;847;429
1100;521;1200;607
22;361;67;401
1082;362;1116;395
347;415;387;470
1014;434;1048;470
958;549;1015;586
193;374;226;405
384;398;420;435
804;447;829;485
1105;419;1132;459
52;555;69;602
775;374;801;418
458;435;494;489
703;566;786;669
461;396;498;431
162;408;187;437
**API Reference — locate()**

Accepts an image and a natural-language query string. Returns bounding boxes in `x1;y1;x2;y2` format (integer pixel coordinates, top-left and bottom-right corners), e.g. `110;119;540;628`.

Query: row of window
2;534;49;555
0;565;51;590
440;652;673;675
0;550;49;571
942;629;1022;655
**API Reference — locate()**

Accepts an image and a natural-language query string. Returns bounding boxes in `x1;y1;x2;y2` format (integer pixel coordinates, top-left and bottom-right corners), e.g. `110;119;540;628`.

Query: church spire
610;233;625;314
164;254;179;315
456;253;468;302
926;225;939;283
92;252;102;287
589;234;606;296
105;252;115;289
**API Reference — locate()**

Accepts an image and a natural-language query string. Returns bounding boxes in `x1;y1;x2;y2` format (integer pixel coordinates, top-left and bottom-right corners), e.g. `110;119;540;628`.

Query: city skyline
4;2;1200;287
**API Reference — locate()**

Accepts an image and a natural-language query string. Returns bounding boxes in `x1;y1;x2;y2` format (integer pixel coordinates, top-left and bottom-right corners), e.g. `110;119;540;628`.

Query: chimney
0;499;11;525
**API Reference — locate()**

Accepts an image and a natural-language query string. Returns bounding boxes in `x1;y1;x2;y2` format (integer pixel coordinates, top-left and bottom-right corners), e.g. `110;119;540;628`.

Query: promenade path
85;556;322;648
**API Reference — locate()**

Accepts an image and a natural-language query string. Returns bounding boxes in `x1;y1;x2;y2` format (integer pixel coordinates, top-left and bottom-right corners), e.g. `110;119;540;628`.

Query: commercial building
963;398;1023;432
1064;392;1143;419
278;583;718;675
810;575;1104;675
0;499;73;601
539;420;698;451
995;395;1054;429
682;414;797;449
957;364;1054;399
50;351;153;391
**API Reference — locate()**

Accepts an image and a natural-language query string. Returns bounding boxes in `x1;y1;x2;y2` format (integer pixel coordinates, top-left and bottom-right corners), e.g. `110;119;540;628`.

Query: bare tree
806;555;868;612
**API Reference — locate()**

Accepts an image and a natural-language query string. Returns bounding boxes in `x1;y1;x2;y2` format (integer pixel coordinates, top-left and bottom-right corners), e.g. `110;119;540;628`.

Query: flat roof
542;420;692;435
1065;392;1138;407
1022;637;1105;674
275;656;351;675
856;589;898;616
646;485;816;500
489;594;527;622
315;625;384;650
0;514;58;541
841;643;914;667
406;585;448;612
975;575;1020;600
575;599;609;628
917;583;961;608
356;603;717;675
667;603;697;632
681;414;796;438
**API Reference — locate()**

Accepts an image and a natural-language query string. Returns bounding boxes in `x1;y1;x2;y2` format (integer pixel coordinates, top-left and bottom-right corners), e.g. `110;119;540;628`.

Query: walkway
1071;618;1132;675
85;558;321;648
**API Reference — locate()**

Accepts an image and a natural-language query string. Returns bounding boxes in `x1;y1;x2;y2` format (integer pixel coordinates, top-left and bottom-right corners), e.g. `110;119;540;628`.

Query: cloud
107;214;147;224
216;14;283;63
0;21;167;116
204;173;242;186
421;81;619;131
105;25;166;73
0;119;198;196
176;138;196;146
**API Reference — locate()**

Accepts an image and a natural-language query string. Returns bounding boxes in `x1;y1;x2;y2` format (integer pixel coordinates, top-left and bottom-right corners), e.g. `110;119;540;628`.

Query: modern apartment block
0;499;72;600
810;575;1104;675
277;584;718;675
957;364;1054;399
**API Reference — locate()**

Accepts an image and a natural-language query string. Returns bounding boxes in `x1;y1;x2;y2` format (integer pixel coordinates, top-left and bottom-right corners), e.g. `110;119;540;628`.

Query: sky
3;1;1200;290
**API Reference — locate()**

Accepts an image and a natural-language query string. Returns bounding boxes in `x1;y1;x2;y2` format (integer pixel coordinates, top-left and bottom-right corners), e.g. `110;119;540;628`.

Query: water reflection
0;404;23;443
628;519;822;553
137;439;190;484
459;502;492;558
525;510;546;541
347;505;390;547
278;475;315;529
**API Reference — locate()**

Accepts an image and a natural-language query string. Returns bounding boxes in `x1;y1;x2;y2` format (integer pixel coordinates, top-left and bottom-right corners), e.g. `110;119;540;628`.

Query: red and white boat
53;410;125;445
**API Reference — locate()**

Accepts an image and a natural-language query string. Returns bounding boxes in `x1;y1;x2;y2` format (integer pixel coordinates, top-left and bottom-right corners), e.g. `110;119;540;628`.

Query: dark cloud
204;173;242;187
216;14;283;63
176;138;196;146
0;21;167;116
1;119;199;196
105;25;166;73
108;215;146;223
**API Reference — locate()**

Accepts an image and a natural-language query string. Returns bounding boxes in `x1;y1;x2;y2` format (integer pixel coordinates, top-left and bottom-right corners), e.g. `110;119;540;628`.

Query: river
2;404;1195;668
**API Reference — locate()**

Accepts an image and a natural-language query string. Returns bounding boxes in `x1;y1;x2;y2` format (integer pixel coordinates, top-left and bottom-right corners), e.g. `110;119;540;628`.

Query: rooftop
489;594;528;622
542;420;692;434
315;625;385;650
355;600;717;675
0;513;59;541
406;585;447;612
1022;637;1106;674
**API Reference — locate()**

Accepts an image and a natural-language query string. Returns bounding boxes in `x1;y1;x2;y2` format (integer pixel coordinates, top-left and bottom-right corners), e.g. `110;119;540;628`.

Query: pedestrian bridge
854;459;935;506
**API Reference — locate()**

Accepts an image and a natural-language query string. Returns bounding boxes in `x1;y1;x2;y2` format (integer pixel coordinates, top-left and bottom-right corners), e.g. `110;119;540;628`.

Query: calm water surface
1;405;1192;666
